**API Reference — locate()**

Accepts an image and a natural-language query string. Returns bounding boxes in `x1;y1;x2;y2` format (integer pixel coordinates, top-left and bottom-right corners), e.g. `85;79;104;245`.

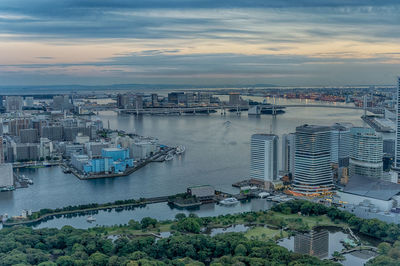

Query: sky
1;0;400;87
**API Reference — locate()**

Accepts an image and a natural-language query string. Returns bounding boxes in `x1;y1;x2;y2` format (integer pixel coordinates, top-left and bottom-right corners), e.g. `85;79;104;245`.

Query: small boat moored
165;154;174;161
175;145;186;155
219;197;239;205
86;216;96;223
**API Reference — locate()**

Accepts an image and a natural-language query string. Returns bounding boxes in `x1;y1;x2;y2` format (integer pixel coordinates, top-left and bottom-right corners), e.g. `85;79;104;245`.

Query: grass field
245;227;288;240
273;213;347;229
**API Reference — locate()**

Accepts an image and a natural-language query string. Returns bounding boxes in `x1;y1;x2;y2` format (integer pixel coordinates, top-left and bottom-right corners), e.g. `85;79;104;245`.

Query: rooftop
296;124;331;133
251;134;278;140
343;174;400;201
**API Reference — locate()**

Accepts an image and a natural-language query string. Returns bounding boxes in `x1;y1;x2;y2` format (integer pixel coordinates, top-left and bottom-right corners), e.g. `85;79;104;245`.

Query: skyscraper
250;134;278;183
395;77;400;169
5;96;23;112
282;133;295;174
330;123;352;167
293;125;333;195
349;127;383;179
294;230;329;259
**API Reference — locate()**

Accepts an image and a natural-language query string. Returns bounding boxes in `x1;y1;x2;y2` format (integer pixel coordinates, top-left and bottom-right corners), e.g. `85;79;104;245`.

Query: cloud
0;0;399;86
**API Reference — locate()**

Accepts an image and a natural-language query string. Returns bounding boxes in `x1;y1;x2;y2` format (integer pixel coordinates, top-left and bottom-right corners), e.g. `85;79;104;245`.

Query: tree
177;218;201;233
141;217;158;229
234;244;247;256
56;256;75;266
377;242;391;255
89;252;109;266
175;213;187;221
38;262;57;266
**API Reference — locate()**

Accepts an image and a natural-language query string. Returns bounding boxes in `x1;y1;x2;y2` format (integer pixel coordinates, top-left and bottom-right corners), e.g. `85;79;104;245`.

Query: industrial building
131;141;159;160
82;147;134;174
337;174;400;212
187;185;215;202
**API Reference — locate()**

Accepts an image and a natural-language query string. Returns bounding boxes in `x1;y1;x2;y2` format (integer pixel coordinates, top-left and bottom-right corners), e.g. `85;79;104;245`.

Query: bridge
281;104;383;114
117;106;245;115
115;103;383;115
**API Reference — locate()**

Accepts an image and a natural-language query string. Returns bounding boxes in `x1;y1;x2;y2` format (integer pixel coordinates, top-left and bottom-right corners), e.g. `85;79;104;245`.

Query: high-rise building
9;118;31;136
229;92;241;105
294;230;329;259
0;136;4;163
395;77;400;169
117;94;129;109
41;125;63;141
151;93;158;106
330;123;352;167
293;125;333;195
20;128;38;143
0;163;13;188
52;95;71;111
281;133;295;174
5;96;23;112
349;127;383;179
14;143;39;161
24;97;34;107
250;134;278;183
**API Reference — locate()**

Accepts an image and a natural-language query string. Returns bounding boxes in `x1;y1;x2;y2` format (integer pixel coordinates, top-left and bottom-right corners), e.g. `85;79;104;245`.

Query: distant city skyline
1;1;400;87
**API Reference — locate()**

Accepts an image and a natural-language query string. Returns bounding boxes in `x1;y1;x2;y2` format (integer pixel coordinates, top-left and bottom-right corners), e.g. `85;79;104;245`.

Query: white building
330;123;352;167
0;163;13;188
349;127;383;179
75;133;90;144
40;138;53;159
24;97;34;107
131;141;159;160
250;134;278;182
337;175;400;212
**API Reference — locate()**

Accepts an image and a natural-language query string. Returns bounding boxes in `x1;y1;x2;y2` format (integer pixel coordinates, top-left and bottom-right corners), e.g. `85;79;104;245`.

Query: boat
219;197;239;205
165;154;174;161
223;121;231;127
0;186;15;192
86;216;96;222
175;145;186;155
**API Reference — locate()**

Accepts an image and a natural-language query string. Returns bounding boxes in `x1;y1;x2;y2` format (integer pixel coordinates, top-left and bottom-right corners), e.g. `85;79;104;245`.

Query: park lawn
104;222;174;236
273;213;347;228
245;226;288;240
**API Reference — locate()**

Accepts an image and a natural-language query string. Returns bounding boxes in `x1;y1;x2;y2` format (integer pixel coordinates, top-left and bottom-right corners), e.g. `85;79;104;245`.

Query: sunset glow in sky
1;0;400;86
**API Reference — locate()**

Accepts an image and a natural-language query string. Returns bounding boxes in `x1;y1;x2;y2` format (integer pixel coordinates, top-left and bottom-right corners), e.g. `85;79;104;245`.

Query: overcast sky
1;0;400;87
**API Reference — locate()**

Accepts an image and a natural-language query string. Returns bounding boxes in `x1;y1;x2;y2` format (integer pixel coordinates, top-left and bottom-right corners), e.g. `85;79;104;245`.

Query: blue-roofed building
101;147;130;161
83;147;134;174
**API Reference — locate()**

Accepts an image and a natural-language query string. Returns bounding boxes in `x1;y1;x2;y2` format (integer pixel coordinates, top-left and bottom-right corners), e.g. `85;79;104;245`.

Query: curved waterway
32;199;273;229
0;100;365;217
